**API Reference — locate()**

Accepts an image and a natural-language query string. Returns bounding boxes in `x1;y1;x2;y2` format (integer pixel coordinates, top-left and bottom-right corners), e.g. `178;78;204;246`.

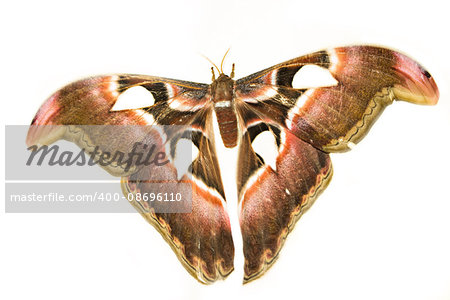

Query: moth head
206;48;235;81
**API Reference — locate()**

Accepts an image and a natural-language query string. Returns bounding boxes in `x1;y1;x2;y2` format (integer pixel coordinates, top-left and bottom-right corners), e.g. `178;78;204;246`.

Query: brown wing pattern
27;75;234;284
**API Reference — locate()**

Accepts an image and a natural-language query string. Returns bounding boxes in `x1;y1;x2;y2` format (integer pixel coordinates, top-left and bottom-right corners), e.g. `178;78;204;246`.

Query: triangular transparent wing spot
173;138;199;180
292;64;338;89
251;130;278;171
111;86;155;111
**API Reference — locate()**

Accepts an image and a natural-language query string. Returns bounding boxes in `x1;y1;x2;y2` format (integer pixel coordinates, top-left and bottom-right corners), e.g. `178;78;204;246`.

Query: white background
1;0;450;299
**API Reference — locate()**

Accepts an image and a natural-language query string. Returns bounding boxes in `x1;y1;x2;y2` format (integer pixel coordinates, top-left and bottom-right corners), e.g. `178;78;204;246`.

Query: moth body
211;73;238;148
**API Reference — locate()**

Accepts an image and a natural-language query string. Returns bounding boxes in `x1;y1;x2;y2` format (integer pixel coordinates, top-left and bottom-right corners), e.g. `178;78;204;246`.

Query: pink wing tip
393;52;439;105
26;125;67;147
27;92;63;147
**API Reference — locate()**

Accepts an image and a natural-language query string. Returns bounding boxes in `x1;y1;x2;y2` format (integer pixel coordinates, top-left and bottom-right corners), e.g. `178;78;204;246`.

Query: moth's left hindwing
27;75;234;284
236;110;332;283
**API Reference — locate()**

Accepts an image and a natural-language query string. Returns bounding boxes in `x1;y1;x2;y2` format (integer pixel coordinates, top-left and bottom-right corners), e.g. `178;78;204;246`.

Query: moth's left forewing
236;46;439;152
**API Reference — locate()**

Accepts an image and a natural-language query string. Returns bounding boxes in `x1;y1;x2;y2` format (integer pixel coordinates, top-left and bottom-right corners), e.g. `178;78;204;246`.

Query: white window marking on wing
292;64;338;89
111;86;155;111
173;138;199;180
252;130;278;171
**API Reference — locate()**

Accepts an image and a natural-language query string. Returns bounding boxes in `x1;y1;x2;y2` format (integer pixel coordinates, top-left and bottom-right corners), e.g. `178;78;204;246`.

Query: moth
27;46;439;284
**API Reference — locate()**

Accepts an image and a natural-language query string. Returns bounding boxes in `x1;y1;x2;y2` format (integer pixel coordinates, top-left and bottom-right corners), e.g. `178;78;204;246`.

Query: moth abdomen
214;105;238;148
